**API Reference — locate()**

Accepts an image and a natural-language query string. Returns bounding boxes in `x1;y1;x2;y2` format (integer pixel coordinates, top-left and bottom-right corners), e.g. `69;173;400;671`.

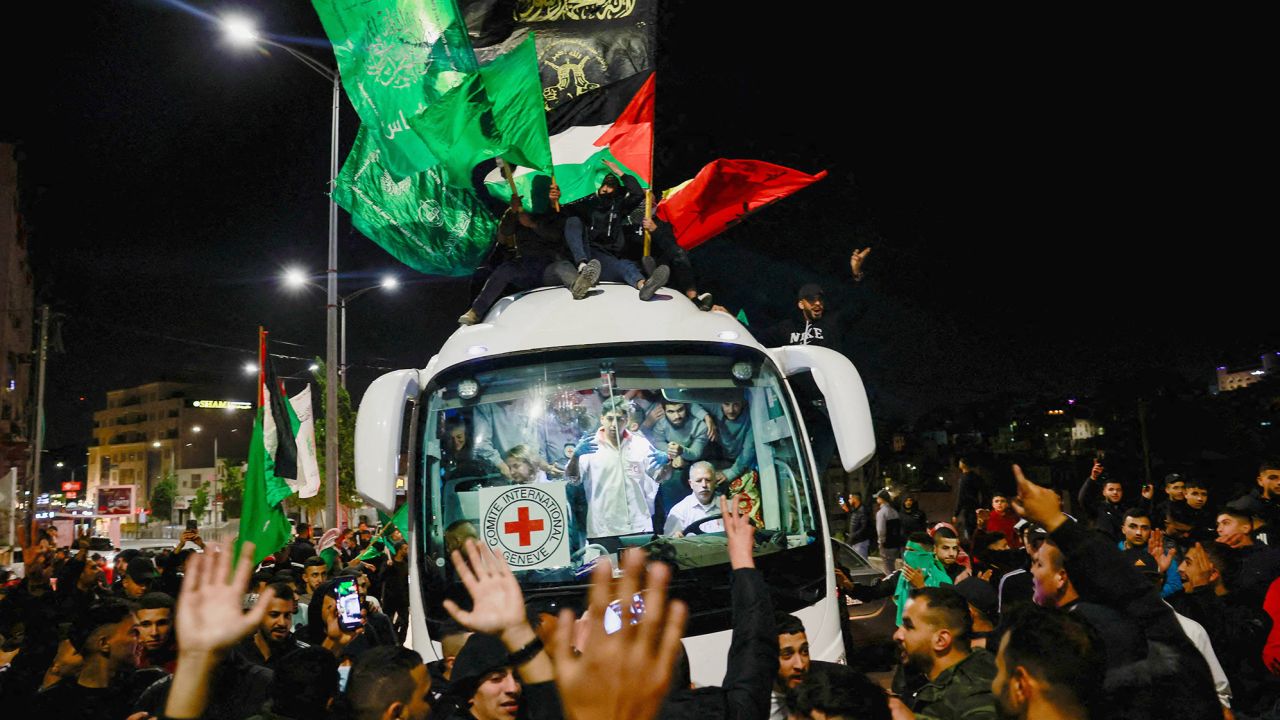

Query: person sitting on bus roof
459;174;595;326
566;396;665;538
561;158;670;301
664;462;723;537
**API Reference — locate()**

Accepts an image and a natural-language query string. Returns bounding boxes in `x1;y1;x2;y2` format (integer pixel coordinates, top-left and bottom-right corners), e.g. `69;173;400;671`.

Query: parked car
85;536;121;568
831;538;898;670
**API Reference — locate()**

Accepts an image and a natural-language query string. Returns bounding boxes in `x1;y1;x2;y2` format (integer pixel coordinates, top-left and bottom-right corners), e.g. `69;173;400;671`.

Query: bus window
415;347;828;638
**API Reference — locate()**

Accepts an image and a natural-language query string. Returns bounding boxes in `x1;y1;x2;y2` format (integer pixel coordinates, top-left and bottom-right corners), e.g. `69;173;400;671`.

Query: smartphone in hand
335;579;364;631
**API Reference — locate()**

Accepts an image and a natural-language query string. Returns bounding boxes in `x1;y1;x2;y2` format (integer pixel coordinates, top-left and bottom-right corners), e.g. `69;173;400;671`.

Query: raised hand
573;435;599;459
175;543;273;656
443;539;553;683
544;551;687;720
1148;528;1175;573
1010;464;1067;532
443;539;528;636
850;247;872;280
166;542;274;719
721;494;755;569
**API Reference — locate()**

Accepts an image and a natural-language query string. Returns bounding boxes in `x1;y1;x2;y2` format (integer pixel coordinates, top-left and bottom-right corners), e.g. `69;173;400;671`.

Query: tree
296;358;363;515
191;482;210;521
150;473;177;523
220;463;245;518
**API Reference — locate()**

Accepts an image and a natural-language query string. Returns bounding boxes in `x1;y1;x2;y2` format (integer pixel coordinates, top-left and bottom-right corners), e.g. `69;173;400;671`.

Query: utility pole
28;305;49;536
212;435;218;539
1138;398;1152;488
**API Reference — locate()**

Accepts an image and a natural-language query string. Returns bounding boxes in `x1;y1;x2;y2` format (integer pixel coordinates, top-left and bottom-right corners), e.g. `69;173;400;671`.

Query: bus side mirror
770;345;875;472
355;369;422;511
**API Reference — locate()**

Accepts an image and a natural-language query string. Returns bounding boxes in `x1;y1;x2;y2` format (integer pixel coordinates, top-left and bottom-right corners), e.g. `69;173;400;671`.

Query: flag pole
643;75;656;258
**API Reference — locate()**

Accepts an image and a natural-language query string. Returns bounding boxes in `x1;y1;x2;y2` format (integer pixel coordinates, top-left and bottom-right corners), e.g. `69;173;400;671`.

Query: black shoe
696;292;714;311
642;255;657;275
571;259;601;300
639;264;669;301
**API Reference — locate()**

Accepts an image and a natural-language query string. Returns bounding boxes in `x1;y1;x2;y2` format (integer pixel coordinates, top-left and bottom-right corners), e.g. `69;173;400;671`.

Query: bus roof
431;283;765;373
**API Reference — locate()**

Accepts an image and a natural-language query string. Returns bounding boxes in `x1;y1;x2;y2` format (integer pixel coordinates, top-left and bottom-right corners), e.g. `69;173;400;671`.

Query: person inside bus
503;444;548;485
441;417;498;484
708;392;757;489
566;395;665;538
645;400;711;526
472;398;561;482
664;462;723;537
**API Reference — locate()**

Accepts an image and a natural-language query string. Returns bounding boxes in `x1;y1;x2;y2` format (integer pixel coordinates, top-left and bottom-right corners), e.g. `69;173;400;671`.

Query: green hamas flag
333;125;497;277
314;0;550;187
313;0;480;179
358;504;410;561
409;33;552;186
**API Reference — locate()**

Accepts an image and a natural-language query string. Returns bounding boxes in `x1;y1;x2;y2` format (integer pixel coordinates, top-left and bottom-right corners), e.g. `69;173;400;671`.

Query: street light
222;14;342;531
282;270;399;389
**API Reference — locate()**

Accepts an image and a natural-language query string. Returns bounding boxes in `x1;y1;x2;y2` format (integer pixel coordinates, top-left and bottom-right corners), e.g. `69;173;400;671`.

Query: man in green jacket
889;585;998;720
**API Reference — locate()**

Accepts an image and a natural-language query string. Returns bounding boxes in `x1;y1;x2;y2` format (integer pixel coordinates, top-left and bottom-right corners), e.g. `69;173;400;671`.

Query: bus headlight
456;379;480;400
731;361;754;381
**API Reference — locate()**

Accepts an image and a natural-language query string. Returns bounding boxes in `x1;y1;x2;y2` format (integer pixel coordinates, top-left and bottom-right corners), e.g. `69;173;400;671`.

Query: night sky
2;3;1272;454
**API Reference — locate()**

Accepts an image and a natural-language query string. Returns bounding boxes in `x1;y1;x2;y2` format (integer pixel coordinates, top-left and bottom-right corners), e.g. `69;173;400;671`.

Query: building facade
1;143;34;545
86;382;252;521
1216;353;1278;393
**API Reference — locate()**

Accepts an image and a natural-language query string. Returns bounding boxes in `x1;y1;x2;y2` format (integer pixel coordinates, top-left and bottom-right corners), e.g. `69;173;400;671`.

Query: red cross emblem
504;505;545;547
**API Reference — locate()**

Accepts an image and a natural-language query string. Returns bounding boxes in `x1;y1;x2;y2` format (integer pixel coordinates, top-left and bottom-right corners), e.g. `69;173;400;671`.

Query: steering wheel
681;514;726;536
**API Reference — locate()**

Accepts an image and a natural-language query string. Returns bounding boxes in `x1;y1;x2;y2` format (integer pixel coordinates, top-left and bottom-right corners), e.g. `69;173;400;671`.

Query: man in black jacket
459;177;586;325
1012;465;1220;720
1171;541;1280;716
563;160;669;300
660;495;776;720
846;492;874;559
1076;457;1130;541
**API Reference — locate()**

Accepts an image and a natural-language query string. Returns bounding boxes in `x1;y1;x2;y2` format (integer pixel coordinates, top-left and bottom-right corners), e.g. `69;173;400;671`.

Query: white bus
354;283;874;685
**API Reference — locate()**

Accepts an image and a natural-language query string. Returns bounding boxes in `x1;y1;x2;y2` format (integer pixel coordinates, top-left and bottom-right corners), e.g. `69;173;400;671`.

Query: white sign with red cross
479;482;571;570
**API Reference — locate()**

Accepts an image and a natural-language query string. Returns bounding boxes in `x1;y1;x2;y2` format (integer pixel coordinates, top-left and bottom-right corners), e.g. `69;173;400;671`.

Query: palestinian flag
483;71;653;206
656;159;829;250
235;329;298;567
467;0;658;207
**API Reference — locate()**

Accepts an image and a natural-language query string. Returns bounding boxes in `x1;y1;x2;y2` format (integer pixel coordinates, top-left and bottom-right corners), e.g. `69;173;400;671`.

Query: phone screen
335;579;364;631
603;593;645;634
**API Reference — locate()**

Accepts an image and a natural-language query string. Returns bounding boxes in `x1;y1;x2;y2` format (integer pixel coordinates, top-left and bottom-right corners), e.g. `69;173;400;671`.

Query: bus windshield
415;345;828;633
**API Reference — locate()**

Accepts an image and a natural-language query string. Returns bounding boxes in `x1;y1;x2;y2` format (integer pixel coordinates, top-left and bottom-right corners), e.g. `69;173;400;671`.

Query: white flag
289;386;322;499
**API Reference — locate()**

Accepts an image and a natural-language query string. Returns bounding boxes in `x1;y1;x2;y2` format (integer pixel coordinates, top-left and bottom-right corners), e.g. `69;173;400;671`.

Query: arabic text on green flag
333;125;497;277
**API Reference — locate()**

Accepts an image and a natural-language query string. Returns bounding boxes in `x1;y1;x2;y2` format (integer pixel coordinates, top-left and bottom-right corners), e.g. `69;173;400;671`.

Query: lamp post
284;270;398;389
223;16;342;530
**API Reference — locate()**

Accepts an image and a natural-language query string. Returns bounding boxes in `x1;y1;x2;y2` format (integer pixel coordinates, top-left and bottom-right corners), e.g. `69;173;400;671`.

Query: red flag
656;159;828;250
594;73;654;184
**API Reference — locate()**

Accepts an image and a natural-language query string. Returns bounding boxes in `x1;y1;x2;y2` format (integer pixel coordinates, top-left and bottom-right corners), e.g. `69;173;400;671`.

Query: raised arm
719;495;778;720
850;247;871;282
165;543;275;719
444;539;553;685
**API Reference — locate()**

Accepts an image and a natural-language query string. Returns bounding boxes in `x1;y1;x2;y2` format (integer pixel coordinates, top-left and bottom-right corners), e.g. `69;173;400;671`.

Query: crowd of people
11;442;1280;719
